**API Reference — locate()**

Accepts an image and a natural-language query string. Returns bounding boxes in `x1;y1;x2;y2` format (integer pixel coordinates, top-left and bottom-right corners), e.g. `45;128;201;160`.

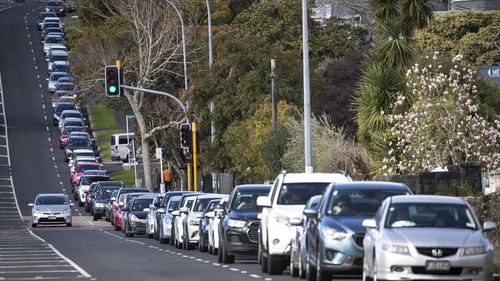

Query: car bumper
376;249;494;281
93;205;106;215
130;220;147;234
267;222;294;256
224;226;259;255
319;235;364;272
33;213;71;224
161;219;172;239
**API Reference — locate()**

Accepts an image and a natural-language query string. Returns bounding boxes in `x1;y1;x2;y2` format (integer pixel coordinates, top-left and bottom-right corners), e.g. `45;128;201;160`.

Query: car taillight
115;145;118;151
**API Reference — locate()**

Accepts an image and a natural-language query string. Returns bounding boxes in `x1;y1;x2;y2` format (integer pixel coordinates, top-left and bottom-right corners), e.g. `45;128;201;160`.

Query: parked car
59;117;85;135
208;197;229;256
105;190;119;222
158;195;182;244
70;162;102;187
120;192;151;233
124;195;156;237
218;184;272;263
47;50;69;72
145;193;166;238
181;194;225;250
90;183;122;221
112;188;149;230
37;12;57;30
198;199;222;252
303;181;412;281
84;182;100;213
58;109;83;129
110;133;135;162
172;192;202;248
47;71;69;93
68;149;97;169
362;194;497;281
74;175;110;206
52;100;75;125
290;195;322;278
153;191;190;240
258;171;352;275
29;193;74;227
43;34;64;55
46;45;68;58
41;23;62;39
65;135;93;162
59;125;85;149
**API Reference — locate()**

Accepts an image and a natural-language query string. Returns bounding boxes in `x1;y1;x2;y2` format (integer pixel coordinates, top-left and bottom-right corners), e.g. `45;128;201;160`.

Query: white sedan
29;194;74;227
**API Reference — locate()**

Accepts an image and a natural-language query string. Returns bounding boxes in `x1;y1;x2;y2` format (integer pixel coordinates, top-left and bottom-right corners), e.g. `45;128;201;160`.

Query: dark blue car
218;184;272;264
303;181;412;281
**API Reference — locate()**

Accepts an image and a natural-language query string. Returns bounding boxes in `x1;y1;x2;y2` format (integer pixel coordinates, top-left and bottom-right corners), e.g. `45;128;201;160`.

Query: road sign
155;148;162;160
488;68;500;77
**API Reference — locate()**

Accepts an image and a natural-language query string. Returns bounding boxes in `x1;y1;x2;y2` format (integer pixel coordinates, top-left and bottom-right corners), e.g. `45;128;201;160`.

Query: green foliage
415;11;500;65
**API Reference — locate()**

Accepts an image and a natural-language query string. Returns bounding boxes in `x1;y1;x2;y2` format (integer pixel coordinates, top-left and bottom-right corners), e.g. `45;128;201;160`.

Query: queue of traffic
27;3;498;281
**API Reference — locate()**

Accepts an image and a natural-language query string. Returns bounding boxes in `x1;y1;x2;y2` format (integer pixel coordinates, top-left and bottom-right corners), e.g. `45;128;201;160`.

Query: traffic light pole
192;122;198;192
119;85;188;113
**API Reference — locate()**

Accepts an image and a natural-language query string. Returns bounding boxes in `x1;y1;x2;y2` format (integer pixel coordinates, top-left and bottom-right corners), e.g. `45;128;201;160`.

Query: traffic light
105;66;121;97
179;123;192;149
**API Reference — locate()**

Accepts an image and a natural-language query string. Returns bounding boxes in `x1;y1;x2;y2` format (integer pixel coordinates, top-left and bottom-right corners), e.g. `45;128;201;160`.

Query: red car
114;207;123;231
70;162;103;186
59;126;85;149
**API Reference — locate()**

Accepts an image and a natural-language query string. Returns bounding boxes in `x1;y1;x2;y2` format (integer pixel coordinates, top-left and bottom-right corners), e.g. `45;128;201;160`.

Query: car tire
316;248;331;281
217;241;223;263
208;244;213;255
170;230;175;246
290;251;299;277
114;224;120;231
221;243;235;264
92;214;99;221
85;206;90;213
267;254;284;275
31;223;37;228
306;250;316;281
66;223;72;227
78;199;84;207
299;251;306;279
259;239;268;273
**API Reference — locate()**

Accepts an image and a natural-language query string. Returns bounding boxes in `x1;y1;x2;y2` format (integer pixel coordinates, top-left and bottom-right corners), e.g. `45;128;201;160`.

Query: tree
383;54;500;174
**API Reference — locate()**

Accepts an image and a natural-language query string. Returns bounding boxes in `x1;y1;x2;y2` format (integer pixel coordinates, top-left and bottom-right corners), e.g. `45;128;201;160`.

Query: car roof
195;194;225;200
283;173;352;184
135;194;157;199
62;110;81;114
51;71;68;76
37;193;66;197
333;181;410;190
46;33;63;38
390;195;466;205
44;17;60;21
51;50;68;55
73;149;94;153
53;61;69;65
77;162;101;166
234;184;272;191
63;117;83;122
75;157;96;161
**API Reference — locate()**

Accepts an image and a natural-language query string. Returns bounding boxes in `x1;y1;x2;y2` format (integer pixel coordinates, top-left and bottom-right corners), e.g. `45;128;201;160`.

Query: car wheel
92;214;99;221
217;239;223;263
78;199;84;207
170;230;175;246
31;223;37;228
316;248;330;281
85;205;90;213
208;244;213;255
290;251;299;277
66;223;72;227
306;249;316;281
259;238;268;273
267;254;284;275
114;223;120;231
221;242;235;264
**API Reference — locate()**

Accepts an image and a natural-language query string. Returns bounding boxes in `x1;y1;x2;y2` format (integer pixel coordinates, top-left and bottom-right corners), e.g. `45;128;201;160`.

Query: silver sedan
362;195;496;281
29;193;74;227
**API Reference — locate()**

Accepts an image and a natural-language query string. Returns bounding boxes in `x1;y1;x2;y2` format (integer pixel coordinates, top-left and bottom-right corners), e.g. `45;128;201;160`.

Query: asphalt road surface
0;3;360;281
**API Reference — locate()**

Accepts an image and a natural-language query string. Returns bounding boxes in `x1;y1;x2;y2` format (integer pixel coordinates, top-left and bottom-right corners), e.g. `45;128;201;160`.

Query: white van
110;133;135;162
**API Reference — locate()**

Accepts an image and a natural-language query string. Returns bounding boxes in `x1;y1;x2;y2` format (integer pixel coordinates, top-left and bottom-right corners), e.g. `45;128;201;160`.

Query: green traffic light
109;85;117;93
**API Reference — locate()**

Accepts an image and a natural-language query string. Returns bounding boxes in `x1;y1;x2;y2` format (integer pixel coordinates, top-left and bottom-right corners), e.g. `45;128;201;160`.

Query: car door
363;199;388;274
306;196;323;266
260;174;282;251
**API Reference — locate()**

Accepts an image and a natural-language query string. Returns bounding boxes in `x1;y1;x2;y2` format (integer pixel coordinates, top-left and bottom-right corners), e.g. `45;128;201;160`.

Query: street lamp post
165;0;188;92
126;115;138;187
302;0;313;173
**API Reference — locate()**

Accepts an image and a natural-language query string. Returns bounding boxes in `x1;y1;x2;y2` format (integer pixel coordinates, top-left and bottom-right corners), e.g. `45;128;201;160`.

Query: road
0;3;360;281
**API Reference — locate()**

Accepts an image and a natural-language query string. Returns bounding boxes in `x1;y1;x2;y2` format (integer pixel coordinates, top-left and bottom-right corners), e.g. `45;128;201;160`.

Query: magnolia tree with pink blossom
383;53;500;174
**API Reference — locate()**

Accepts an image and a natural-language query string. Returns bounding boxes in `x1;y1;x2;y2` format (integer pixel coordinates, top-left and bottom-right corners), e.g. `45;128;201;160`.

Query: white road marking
249;274;262;278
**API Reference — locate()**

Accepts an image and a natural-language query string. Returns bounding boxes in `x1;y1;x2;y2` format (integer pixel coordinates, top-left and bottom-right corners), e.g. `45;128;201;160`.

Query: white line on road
0;73;10;167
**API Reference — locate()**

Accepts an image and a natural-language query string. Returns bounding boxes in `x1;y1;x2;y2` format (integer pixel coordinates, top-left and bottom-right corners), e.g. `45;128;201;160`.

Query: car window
78;165;100;172
118;137;129;144
68;137;90;147
132;199;154;211
230;189;270;212
326;189;407;217
36;196;68;205
193;198;216;212
167;198;180;211
385;202;478;230
277;182;329;205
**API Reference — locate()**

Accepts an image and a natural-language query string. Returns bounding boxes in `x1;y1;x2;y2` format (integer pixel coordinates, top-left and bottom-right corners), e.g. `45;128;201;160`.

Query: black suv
218;184;272;263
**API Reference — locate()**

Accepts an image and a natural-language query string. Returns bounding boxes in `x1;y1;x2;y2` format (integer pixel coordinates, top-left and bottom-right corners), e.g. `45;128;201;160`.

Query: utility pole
302;0;314;173
271;59;277;131
192;122;198;192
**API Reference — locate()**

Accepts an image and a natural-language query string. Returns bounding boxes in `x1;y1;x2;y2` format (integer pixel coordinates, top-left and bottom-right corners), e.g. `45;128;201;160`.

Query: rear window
78;165;100;172
118;137;129;145
65;120;83;127
82;176;110;185
63;127;84;135
277;182;330;205
68;137;90;147
52;55;68;62
45;37;63;44
56;103;75;113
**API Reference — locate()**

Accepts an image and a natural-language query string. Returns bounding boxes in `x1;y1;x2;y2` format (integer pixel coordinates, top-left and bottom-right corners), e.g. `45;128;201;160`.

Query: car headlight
383;243;411;255
189;220;200;226
63;208;70;214
321;226;348;240
464;246;486;256
131;215;141;223
274;215;290;225
227;219;246;228
32;208;42;214
95;203;104;208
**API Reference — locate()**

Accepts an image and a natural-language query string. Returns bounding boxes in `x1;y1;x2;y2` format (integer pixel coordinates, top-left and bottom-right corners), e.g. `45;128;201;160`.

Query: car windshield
81;176;109;185
231;189;270;212
68;137;89;147
63;127;84;135
39;13;55;20
326;189;409;216
36;196;67;205
193;198;217;212
51;74;67;82
65;120;83;127
47;2;62;7
97;187;119;200
167;198;180;211
52;55;68;62
55;103;75;114
132;198;154;211
44;23;59;28
385;203;478;230
45;37;63;44
206;201;218;213
277;183;330;205
75;152;94;158
62;112;80;119
57;84;74;91
78;165;100;172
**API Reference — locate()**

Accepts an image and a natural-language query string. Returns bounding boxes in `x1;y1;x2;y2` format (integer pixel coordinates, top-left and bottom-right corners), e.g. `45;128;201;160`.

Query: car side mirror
171;210;180;216
28;203;34;207
180;207;188;214
256;196;271;208
70;203;75;207
303;208;318;217
483;221;497;232
157;208;165;214
110;197;116;201
205;211;214;219
143;208;150;213
289;217;303;226
362;219;378;229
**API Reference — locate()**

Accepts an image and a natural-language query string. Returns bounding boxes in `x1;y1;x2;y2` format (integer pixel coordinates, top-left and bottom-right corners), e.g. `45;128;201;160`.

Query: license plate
48;216;56;220
425;260;450;272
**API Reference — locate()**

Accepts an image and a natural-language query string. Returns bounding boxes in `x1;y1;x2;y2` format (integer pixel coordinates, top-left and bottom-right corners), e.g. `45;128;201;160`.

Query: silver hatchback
29;194;74;227
362;195;496;281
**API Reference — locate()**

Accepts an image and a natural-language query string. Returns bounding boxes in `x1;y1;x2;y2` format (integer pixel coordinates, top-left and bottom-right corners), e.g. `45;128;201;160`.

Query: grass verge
88;106;117;129
111;169;135;187
94;129;122;161
494;263;500;274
